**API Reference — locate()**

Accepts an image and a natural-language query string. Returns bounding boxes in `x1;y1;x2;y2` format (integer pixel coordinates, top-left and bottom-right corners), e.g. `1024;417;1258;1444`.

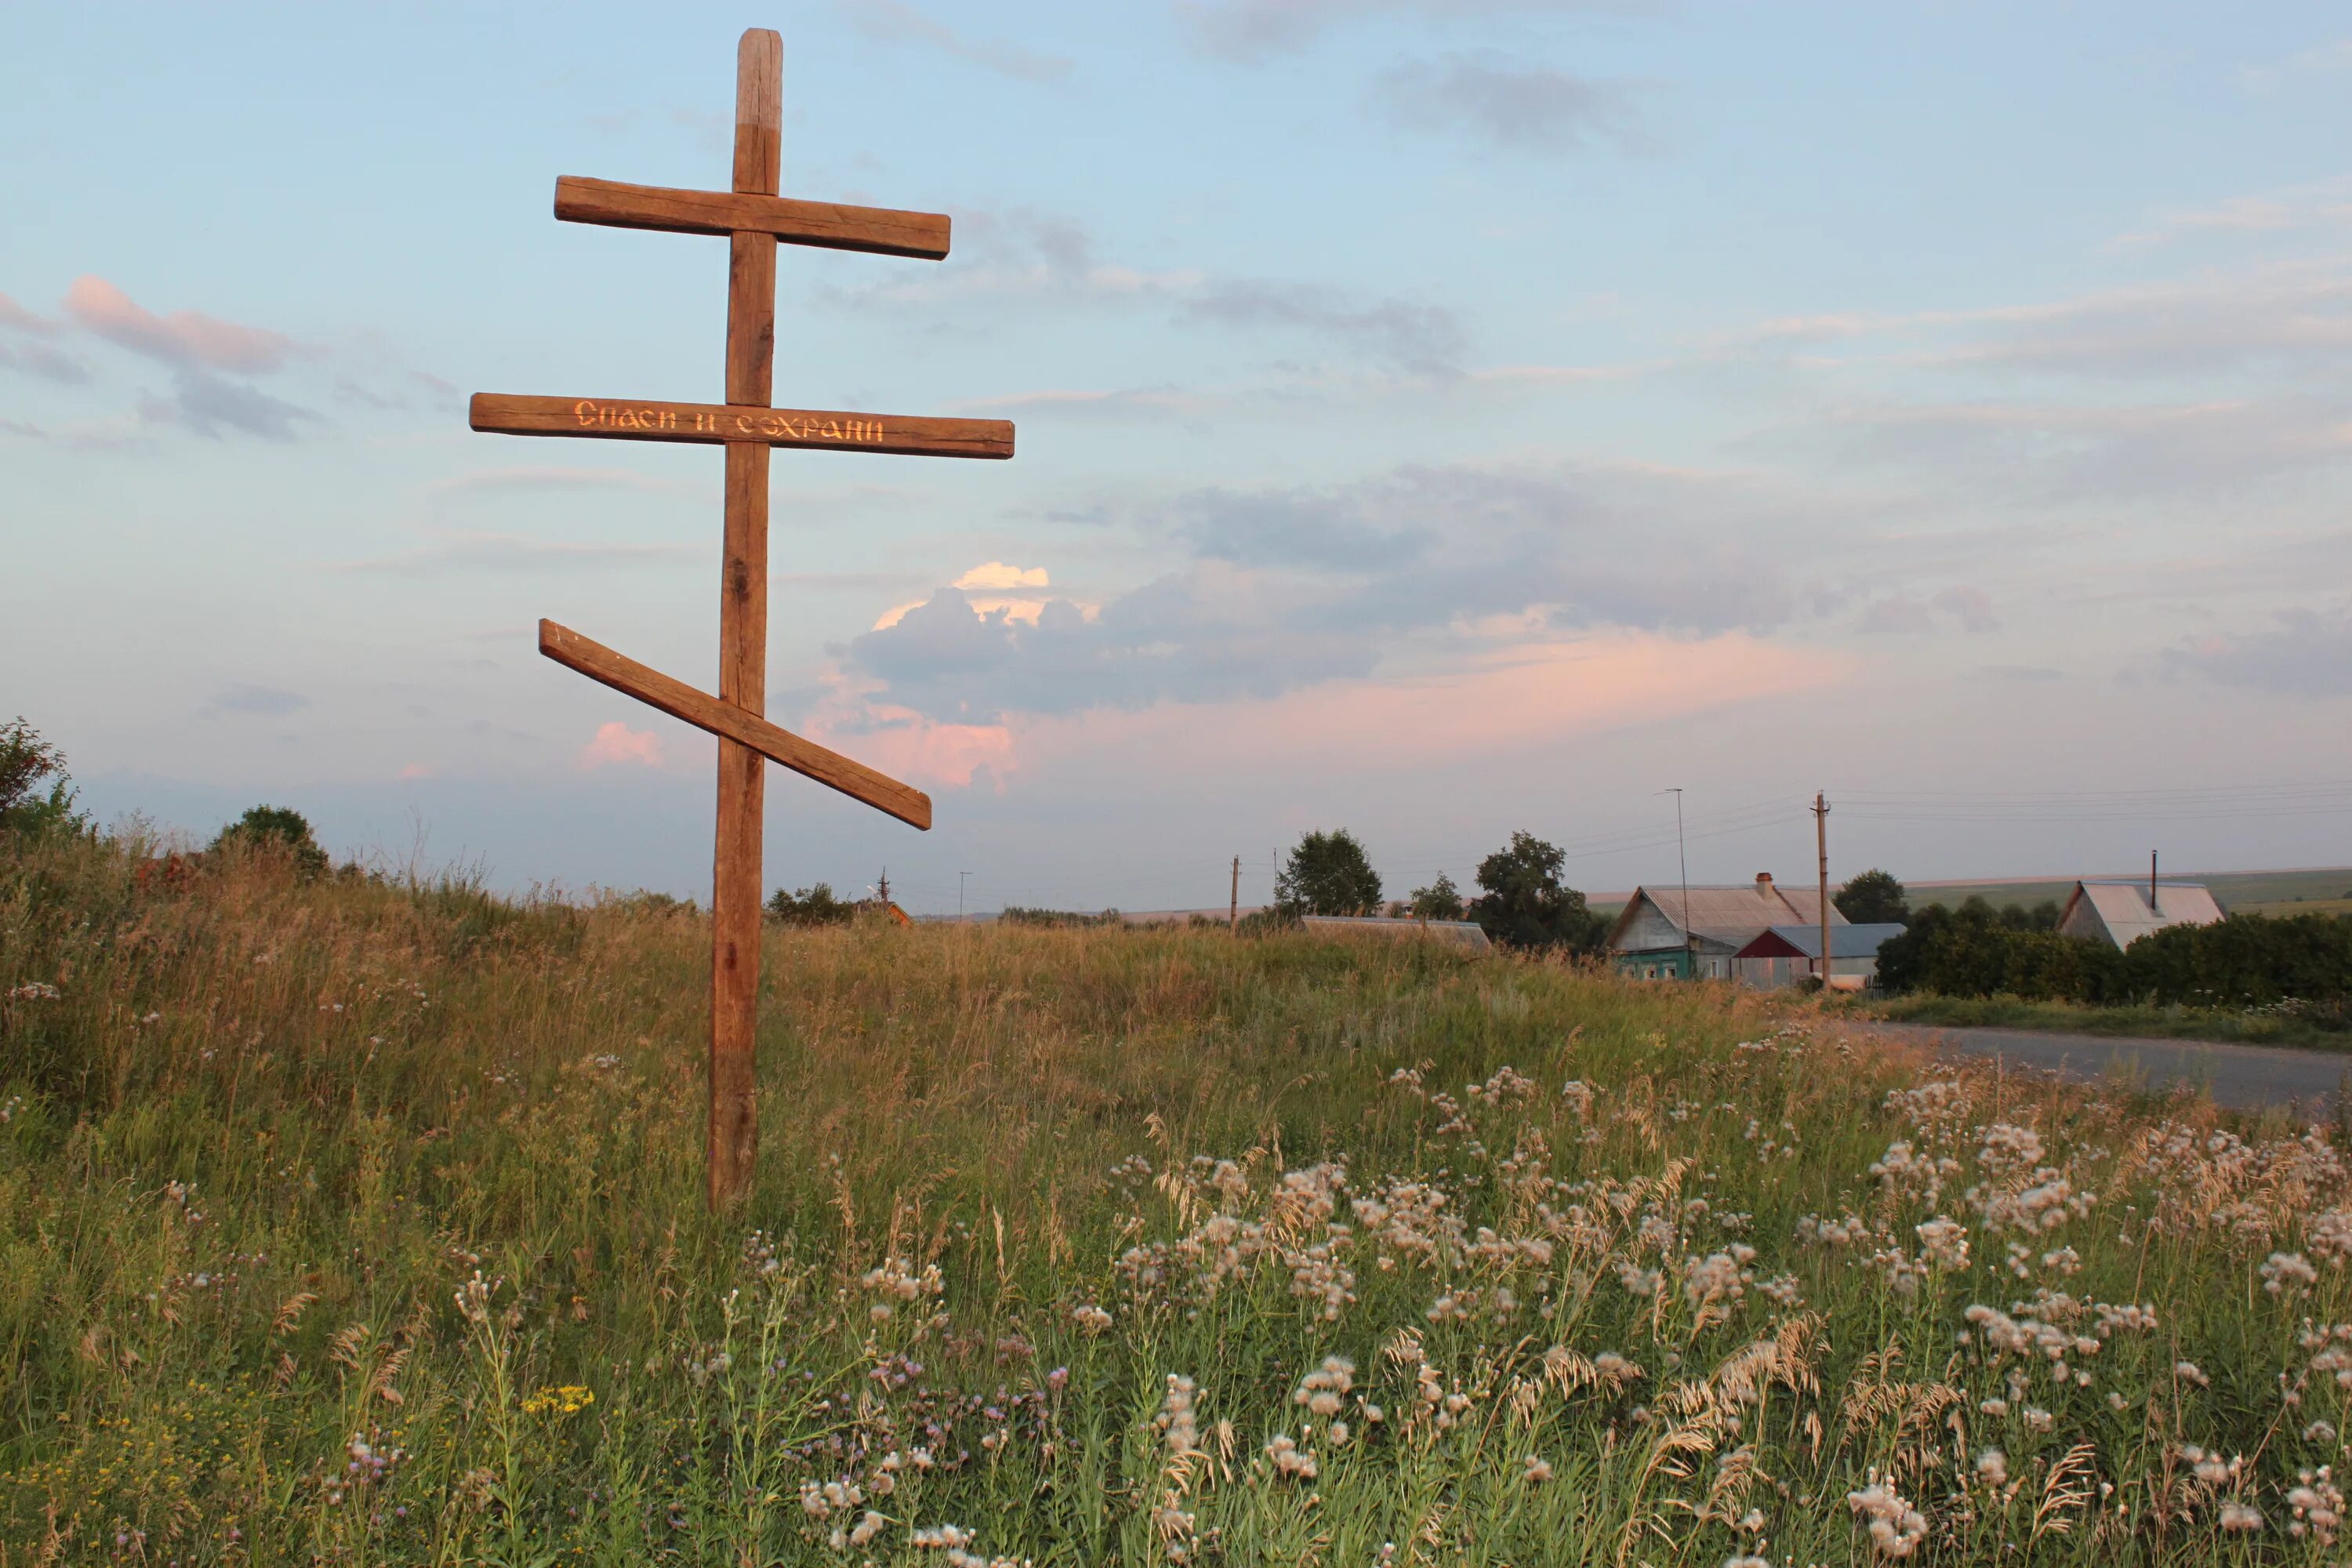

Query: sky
4;1;2350;916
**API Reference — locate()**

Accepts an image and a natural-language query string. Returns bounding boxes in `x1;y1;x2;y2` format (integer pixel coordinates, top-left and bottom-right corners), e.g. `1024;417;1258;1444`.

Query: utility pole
2151;849;2159;914
1814;792;1831;992
1230;855;1240;932
958;870;971;923
1659;788;1690;979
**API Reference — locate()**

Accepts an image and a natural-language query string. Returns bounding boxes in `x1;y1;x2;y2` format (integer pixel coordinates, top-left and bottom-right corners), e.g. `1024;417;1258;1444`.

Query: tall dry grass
1;833;2343;1564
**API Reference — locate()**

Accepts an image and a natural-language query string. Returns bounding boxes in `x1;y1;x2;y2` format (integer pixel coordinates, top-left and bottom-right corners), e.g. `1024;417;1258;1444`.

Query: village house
1730;922;1909;991
2056;879;2224;949
1606;873;1846;982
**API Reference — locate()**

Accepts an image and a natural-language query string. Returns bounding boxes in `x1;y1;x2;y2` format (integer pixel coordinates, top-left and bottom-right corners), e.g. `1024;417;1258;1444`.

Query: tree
0;717;89;840
1468;832;1605;953
1275;829;1382;916
209;804;330;878
1408;873;1466;921
767;882;856;926
1834;868;1909;924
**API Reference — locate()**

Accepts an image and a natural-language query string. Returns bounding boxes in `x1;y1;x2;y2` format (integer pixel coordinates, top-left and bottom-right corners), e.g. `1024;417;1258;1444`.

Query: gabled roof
2060;881;2223;947
1607;880;1847;951
1302;916;1493;950
1736;923;1907;960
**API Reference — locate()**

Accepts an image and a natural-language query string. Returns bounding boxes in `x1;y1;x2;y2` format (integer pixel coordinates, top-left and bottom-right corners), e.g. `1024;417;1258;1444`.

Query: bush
0;717;91;841
1833;868;1909;924
1408;873;1466;921
208;804;329;879
1878;902;2350;1014
1001;906;1123;928
1274;829;1381;917
2113;913;2352;1010
1467;832;1605;953
766;883;857;926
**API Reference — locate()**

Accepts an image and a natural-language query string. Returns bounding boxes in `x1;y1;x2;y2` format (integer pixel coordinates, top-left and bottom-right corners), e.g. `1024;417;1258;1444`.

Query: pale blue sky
5;2;2350;913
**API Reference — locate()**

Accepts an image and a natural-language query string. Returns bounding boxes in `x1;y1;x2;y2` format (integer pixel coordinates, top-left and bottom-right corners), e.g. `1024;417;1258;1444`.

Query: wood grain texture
469;393;1014;459
708;25;786;1209
537;619;932;829
735;28;782;198
554;177;951;260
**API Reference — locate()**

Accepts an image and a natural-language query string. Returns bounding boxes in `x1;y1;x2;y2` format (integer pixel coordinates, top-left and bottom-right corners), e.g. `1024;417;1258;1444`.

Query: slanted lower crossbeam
466;26;1013;1209
538;619;931;829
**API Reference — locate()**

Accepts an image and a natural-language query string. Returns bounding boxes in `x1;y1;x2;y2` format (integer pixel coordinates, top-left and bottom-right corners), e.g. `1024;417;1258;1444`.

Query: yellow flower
522;1385;595;1417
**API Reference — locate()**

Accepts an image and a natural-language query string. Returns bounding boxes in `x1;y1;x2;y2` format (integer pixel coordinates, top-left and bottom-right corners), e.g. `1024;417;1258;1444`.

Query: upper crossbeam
556;176;951;260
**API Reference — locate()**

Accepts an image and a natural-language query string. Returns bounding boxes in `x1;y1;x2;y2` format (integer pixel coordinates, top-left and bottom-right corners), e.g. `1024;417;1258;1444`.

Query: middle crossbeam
469;393;1013;459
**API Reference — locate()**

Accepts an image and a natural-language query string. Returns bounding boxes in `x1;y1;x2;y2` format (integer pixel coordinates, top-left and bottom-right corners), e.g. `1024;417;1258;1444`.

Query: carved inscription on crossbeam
470;392;1012;459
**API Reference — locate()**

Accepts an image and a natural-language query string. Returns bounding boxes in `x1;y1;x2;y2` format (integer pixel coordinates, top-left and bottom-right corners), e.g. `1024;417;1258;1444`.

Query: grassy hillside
5;836;2352;1564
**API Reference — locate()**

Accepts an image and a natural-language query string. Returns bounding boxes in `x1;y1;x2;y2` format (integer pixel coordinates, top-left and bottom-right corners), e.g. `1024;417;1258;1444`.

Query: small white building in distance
2056;880;2224;949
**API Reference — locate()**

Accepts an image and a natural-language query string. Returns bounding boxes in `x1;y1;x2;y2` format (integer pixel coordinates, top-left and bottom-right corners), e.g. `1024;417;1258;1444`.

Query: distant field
2240;896;2352;918
1907;866;2352;915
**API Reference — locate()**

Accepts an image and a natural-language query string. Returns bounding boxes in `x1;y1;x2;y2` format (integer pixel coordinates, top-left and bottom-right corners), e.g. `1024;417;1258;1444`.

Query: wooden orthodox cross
469;28;1012;1207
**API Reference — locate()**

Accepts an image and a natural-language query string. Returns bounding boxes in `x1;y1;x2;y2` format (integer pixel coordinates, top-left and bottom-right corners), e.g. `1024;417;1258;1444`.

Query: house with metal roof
1732;922;1908;990
1606;873;1845;981
1301;915;1493;951
2056;880;2223;949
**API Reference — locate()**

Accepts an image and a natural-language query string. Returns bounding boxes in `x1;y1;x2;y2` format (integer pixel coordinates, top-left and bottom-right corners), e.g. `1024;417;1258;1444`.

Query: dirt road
1871;1022;2352;1114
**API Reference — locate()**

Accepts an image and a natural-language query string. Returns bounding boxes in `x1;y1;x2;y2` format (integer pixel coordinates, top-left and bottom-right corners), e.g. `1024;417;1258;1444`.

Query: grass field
9;835;2352;1564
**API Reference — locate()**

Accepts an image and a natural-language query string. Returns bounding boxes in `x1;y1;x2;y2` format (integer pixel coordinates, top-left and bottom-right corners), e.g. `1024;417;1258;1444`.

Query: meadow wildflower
1847;1477;1928;1559
2262;1250;2319;1295
1916;1216;1970;1271
519;1384;593;1416
1265;1432;1318;1479
1294;1355;1355;1417
1156;1374;1200;1454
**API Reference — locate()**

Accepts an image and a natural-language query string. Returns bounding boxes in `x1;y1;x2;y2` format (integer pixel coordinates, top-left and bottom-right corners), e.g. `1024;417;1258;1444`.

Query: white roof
2063;880;2223;947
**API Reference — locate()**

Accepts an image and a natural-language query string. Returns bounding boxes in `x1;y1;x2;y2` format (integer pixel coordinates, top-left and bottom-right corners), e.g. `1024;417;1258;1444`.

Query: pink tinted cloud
63;275;297;374
800;630;1835;792
578;721;666;770
0;292;60;335
1014;631;1845;774
808;702;1015;789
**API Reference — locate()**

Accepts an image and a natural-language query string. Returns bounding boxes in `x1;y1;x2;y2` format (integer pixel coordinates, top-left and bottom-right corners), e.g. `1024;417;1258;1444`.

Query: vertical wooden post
1230;855;1240;932
710;28;782;1209
1814;791;1831;993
